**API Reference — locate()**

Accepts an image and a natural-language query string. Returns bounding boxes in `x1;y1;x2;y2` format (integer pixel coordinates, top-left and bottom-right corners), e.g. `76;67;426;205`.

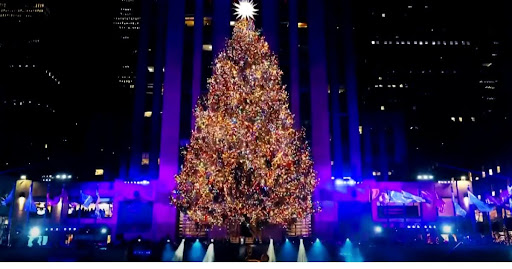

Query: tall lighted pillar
149;0;167;179
308;0;335;238
341;0;362;181
190;0;204;130
262;0;279;53
212;0;231;57
128;0;151;179
157;0;185;240
288;0;301;129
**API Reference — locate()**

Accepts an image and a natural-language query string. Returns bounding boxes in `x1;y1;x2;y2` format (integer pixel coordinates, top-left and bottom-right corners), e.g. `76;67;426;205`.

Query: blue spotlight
308;237;329;261
101;228;107;234
188;238;206;261
374;226;383;234
278;237;297;262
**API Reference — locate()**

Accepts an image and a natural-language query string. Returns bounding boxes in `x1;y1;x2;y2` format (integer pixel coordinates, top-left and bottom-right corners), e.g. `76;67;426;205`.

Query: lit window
202;44;212;51
45;144;48;149
95;169;104;176
185;16;194;27
298;22;308;28
144;111;152;118
378;77;382;80
371;41;375;44
380;106;385;111
359;126;363;134
142;153;149;165
414;41;417;44
497;166;501;173
381;13;385;17
419;41;423;45
451;117;455;122
471;117;475;122
230;21;235;26
147;66;154;72
489;169;493;176
458;117;462;122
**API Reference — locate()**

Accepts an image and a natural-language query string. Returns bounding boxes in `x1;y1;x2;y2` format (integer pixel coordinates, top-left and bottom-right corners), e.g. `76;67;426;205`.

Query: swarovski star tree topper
234;0;258;20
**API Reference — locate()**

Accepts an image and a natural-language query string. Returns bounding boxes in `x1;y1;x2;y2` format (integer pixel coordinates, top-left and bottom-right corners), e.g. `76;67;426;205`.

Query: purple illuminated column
149;0;167;179
262;0;279;53
212;0;231;57
308;0;335;238
157;0;185;240
128;0;151;179
341;0;362;181
326;3;344;179
288;0;301;129
190;0;204;130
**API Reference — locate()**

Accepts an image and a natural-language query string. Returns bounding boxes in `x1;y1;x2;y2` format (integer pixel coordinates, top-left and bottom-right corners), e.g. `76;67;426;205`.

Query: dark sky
46;0;117;115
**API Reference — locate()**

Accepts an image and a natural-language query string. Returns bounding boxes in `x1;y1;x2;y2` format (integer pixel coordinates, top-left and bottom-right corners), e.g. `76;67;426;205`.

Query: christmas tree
172;0;318;226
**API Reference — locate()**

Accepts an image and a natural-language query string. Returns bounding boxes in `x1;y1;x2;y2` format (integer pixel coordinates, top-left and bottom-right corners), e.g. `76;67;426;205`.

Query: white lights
335;178;359;186
442;225;452;234
20;175;27;180
101;228;107;234
374;226;383;234
29;227;41;237
417;174;434;180
56;174;71;180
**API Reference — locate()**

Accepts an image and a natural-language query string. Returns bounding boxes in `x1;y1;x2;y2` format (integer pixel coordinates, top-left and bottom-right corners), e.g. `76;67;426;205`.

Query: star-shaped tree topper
234;0;258;20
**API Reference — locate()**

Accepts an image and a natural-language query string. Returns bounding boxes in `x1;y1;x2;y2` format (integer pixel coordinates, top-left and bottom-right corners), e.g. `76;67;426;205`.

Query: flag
389;190;425;203
421;190;445;212
1;186;15;206
468;191;494;212
434;191;445;213
486;194;501;205
389;191;409;203
81;191;93;207
401;190;426;203
452;193;467;217
46;190;62;206
24;184;37;213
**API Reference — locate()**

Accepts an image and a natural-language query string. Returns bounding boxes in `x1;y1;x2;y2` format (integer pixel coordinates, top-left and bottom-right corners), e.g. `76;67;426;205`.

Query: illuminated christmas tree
172;0;318;227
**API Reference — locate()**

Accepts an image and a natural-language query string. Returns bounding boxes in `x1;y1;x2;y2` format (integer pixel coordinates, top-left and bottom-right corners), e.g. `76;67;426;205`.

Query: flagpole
25;181;33;235
78;190;82;227
94;185;98;225
7;182;15;247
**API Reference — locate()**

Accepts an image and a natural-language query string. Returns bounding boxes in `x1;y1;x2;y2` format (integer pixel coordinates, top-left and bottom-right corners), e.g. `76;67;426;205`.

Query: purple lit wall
307;0;335;238
288;0;301;130
157;0;186;240
190;0;204;130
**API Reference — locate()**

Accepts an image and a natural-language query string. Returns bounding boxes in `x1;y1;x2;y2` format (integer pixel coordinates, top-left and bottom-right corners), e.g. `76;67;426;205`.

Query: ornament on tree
171;0;318;226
